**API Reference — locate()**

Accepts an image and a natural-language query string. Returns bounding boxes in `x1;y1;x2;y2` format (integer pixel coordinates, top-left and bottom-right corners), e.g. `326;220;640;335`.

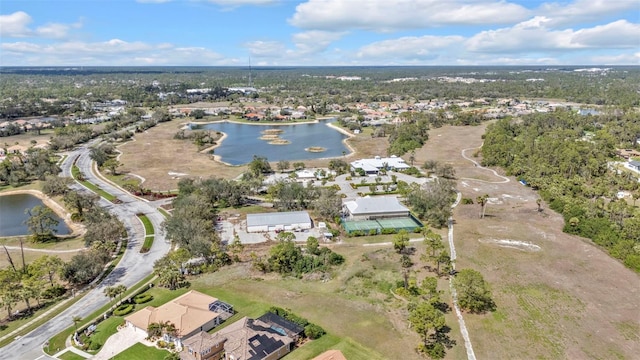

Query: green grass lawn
111;342;170;360
45;274;156;355
141;286;189;308
157;208;171;218
283;334;385;360
84;315;124;353
57;350;87;360
137;214;155;236
71;165;116;202
104;172;141;189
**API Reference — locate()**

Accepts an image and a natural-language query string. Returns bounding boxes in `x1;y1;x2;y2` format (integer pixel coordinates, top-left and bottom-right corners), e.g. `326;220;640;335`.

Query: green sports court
341;215;423;234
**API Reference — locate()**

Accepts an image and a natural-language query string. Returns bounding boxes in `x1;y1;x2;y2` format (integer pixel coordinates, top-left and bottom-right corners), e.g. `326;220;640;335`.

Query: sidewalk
0;294;80;344
53;346;92;359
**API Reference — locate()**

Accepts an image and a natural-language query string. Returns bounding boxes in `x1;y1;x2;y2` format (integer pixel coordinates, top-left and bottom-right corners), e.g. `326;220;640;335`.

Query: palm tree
147;322;162;338
114;284;127;304
477;194;489;219
72;316;82;334
104;286;117;305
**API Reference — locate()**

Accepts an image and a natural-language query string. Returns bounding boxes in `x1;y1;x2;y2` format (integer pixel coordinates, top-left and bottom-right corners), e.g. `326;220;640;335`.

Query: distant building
350;155;410;175
246;211;312;233
629;160;640;171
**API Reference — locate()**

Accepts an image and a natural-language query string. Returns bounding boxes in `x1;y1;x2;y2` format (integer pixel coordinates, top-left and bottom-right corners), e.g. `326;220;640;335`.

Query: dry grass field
117;118;246;190
0;129;55;148
420;124;640;359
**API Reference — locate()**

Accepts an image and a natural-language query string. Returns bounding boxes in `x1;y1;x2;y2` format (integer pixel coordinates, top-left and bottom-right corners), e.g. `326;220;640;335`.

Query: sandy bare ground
422;124;640;359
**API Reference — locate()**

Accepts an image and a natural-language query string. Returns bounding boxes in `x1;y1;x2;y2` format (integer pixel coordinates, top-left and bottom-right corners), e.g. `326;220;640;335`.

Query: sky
0;0;638;66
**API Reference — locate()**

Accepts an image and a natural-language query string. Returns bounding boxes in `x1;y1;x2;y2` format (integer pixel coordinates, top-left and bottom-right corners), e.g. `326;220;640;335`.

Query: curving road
1;142;171;360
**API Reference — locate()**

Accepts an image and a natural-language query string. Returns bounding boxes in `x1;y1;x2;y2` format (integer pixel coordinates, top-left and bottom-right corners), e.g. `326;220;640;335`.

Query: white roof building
246;211;312;233
350;155;411;174
343;196;410;220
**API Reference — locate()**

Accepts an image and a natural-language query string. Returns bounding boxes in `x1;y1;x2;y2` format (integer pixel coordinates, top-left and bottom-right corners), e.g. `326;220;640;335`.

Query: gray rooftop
344;196;409;215
629;160;640;167
246;211;311;227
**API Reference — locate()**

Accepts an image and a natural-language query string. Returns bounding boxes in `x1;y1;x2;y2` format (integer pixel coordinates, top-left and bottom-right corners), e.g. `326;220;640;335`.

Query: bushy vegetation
482;110;640;271
0;148;60;186
404;180;456;228
252;233;344;276
267;306;326;340
113;304;134;316
453;269;496;314
133;294;153;304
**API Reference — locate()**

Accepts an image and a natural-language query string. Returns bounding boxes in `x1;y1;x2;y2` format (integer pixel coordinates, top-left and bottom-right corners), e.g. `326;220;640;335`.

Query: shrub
113;304;134;316
380;228;397;234
157;340;167;348
134;294;153;304
88;340;101;351
43;285;67;299
462;198;474;205
304;324;326;339
368;229;378;236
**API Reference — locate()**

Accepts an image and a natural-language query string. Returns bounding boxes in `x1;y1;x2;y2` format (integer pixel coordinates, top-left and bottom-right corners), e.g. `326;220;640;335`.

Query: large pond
195;119;351;165
0;193;70;237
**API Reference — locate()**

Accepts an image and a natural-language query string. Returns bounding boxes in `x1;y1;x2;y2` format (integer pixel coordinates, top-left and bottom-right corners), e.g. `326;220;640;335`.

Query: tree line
482;109;640;271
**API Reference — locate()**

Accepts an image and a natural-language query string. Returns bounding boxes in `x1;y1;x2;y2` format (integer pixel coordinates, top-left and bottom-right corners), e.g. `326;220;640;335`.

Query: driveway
91;325;146;360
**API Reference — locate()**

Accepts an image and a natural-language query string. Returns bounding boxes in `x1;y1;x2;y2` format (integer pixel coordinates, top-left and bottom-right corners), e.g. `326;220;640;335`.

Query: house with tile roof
125;290;233;349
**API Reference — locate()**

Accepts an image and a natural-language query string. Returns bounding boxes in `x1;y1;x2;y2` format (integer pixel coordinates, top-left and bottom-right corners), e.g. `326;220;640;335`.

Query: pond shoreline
189;117;356;166
0;189;85;238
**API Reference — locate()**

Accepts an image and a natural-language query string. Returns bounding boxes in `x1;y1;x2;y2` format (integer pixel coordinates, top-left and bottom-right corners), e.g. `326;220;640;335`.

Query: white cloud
0;11;33;37
356;35;464;60
292;30;346;55
589;52;640;65
245;40;288;58
289;0;530;31
537;0;640;27
0;39;229;66
0;11;81;39
571;20;640;48
466;19;640;53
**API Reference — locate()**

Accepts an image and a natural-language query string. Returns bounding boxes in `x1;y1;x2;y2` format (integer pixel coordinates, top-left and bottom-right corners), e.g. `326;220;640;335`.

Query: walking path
2;246;85;253
460;146;510;184
52;346;92;359
447;215;476;360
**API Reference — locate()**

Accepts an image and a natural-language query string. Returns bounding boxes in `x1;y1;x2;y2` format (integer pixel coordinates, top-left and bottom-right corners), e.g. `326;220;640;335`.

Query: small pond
194;118;351;165
0;193;70;237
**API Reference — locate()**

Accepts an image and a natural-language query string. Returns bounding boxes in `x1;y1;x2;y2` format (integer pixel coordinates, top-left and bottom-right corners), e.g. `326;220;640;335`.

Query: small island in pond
305;146;326;153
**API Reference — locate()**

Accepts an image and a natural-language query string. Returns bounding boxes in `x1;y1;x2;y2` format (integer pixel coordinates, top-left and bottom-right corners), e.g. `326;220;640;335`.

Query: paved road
1;143;171;360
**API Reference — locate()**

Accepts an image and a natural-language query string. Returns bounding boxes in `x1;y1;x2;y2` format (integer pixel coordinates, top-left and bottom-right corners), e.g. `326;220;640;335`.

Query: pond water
0;193;70;236
195;119;350;165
